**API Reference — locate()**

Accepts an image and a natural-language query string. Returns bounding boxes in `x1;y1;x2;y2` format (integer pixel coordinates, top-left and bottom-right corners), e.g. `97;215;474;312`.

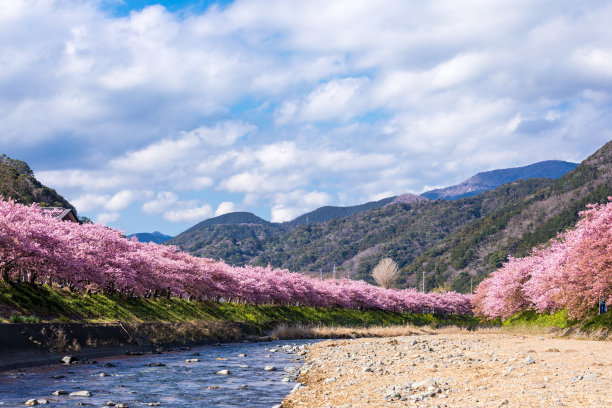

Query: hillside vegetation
0;154;75;211
409;141;612;292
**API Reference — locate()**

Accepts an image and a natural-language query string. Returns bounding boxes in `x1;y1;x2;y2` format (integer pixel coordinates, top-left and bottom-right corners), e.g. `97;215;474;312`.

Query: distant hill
128;231;173;244
286;196;398;227
0;154;76;212
165;212;284;265
422;160;578;200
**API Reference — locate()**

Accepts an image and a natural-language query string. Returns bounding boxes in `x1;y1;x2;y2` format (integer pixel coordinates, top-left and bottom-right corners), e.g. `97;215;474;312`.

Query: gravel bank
283;332;611;408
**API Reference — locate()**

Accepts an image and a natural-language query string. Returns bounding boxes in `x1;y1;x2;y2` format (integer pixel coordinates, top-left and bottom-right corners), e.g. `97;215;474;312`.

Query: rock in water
216;369;230;375
264;366;276;371
69;391;92;397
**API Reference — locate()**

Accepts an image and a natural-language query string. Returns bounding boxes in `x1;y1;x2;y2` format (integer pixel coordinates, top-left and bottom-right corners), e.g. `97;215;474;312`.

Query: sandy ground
283;331;612;408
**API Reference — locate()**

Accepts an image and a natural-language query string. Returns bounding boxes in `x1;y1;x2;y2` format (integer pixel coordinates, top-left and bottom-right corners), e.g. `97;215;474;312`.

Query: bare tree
372;258;399;289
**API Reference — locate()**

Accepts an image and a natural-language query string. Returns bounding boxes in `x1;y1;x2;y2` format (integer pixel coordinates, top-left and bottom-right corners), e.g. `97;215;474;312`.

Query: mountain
285;197;397;227
422;160;578;200
169;149;605;288
408;142;612;292
251;178;552;281
0;154;76;212
165;212;285;265
128;231;173;244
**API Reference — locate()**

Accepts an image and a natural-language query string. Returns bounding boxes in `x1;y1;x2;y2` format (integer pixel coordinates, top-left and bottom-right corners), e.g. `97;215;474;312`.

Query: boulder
69;391;92;397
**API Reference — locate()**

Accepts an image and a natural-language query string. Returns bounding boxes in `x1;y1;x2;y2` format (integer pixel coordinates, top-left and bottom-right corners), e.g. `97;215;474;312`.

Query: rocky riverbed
283;332;611;408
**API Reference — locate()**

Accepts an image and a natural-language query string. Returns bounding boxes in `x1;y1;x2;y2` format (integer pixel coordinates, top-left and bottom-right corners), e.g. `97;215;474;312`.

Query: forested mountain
169;142;609;292
165;212;286;265
285;196;412;227
128;231;173;244
0;154;76;211
410;141;612;293
252;179;553;282
421;160;578;200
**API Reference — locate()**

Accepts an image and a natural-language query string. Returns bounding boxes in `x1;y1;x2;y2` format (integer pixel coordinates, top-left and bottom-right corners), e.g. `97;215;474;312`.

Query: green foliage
407;141;612;292
581;310;612;331
0;154;75;212
0;282;479;330
9;315;41;323
501;310;575;328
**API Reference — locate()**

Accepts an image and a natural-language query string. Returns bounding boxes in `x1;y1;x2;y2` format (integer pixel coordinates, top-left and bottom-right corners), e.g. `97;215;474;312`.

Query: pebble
524;356;536;365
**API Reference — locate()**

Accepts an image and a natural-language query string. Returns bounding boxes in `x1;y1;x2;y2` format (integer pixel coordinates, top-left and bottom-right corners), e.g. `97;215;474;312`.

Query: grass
501;310;575;328
497;309;612;336
0;282;479;331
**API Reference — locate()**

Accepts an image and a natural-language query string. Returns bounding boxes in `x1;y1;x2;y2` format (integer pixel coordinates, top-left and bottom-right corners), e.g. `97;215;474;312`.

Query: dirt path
283;332;611;408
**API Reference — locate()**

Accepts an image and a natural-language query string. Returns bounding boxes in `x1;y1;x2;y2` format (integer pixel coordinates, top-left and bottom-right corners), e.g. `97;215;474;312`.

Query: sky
1;0;611;235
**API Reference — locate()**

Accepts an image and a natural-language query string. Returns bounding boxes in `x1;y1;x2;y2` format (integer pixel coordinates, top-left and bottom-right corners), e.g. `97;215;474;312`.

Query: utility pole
333;264;336;280
319;268;322;280
422;270;425;293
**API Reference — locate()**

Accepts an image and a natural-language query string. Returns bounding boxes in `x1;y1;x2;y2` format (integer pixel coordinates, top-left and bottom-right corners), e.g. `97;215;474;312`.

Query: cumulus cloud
163;204;213;223
4;0;612;233
270;190;332;222
96;212;120;225
142;191;179;214
215;201;237;216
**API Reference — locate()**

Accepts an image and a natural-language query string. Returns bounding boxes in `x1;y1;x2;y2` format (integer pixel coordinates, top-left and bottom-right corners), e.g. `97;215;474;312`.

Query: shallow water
0;340;314;407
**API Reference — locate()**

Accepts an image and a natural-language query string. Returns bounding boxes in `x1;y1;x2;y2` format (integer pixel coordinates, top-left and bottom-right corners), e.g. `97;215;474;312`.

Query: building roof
40;207;79;223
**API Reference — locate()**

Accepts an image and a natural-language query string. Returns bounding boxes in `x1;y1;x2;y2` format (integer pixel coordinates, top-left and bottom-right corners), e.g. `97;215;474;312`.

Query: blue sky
1;0;611;235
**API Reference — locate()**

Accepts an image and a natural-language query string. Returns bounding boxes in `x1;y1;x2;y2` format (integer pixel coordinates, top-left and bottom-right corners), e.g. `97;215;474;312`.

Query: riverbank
283;330;612;408
0;320;260;371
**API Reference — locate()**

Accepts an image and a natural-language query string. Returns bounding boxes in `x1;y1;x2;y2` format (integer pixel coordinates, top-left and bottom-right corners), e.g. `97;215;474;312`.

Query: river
0;339;315;407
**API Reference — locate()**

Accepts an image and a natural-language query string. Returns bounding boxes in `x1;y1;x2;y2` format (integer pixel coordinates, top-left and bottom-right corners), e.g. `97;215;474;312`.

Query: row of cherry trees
0;199;472;315
473;198;612;319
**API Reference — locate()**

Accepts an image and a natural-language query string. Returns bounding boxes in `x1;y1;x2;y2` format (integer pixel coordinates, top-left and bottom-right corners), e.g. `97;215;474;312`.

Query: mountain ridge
421;160;578;200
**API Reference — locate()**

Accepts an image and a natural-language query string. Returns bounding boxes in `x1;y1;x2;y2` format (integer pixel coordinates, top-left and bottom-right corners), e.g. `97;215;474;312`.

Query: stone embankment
283;332;611;408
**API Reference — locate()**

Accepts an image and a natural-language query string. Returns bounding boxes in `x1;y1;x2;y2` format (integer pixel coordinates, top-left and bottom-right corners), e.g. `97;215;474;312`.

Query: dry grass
126;321;248;346
270;323;430;340
269;323;571;341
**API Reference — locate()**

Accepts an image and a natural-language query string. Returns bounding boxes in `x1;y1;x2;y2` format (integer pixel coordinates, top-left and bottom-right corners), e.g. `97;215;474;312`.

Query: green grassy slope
0;282;477;331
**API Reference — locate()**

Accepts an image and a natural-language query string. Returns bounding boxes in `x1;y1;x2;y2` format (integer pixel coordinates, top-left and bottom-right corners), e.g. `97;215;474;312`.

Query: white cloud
276;77;369;123
142;191;179;214
96;212;120;225
71;193;110;213
215;201;237;216
110;121;255;173
4;0;612;233
105;189;150;211
270;189;332;222
163;204;213;223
